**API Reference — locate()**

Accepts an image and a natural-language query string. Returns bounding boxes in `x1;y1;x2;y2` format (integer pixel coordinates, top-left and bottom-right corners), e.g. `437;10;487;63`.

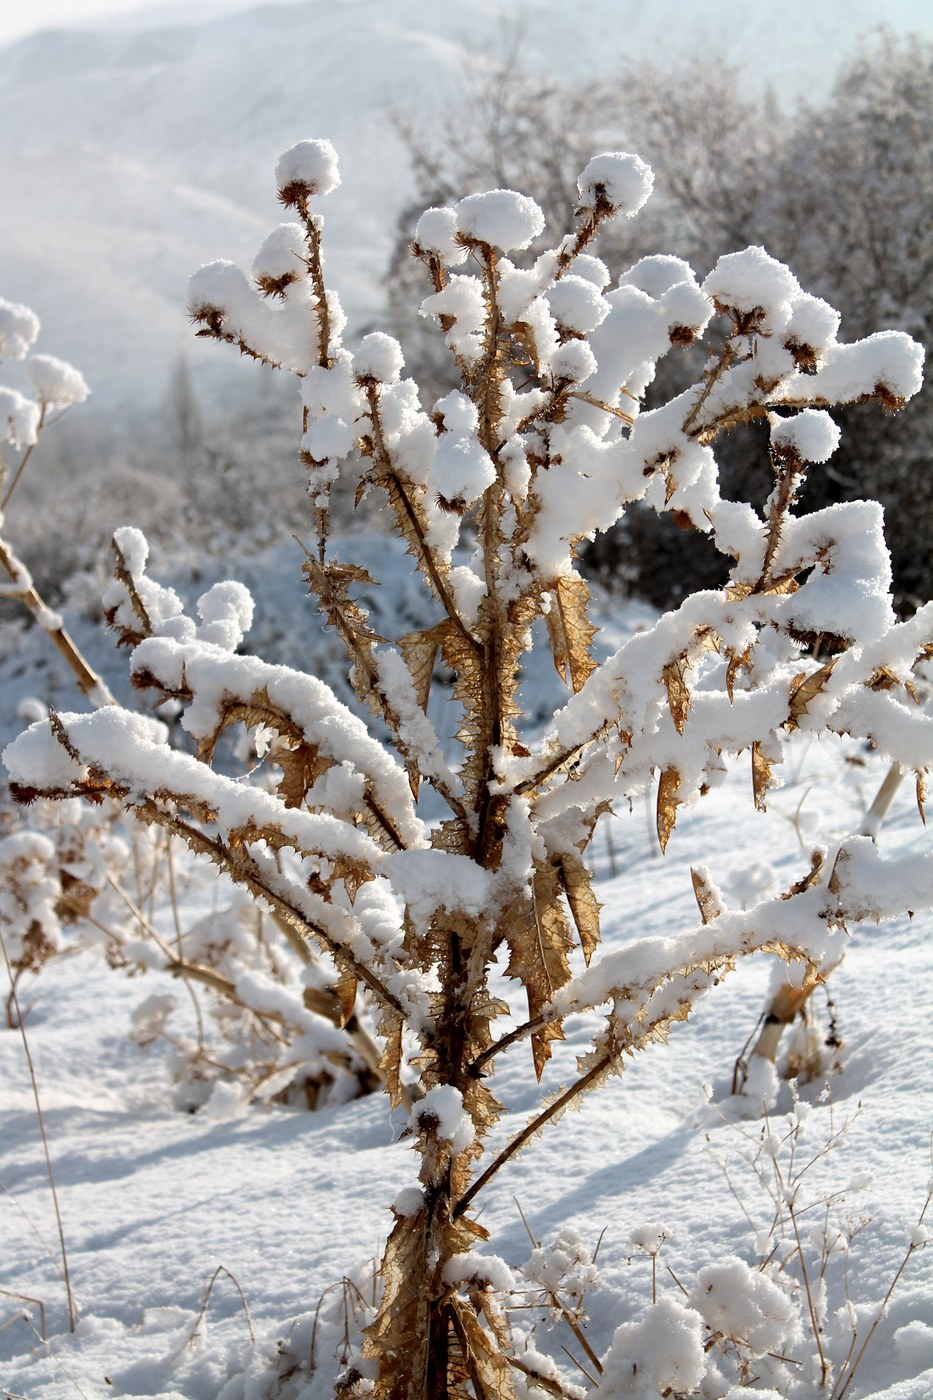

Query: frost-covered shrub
4;133;932;1398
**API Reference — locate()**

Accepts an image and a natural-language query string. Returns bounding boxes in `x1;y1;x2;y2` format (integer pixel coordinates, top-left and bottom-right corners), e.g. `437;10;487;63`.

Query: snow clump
547;274;610;334
275;138;341;201
443;1251;515;1292
353;332;405;385
414;206;469;266
455;189;545;252
595;1297;705;1398
27;354;90;410
251;223;307;286
409;1084;474;1153
0;387;40;447
577;152;654;216
770;409;840;462
702;246;798;324
688;1255;800;1357
0;297;40;359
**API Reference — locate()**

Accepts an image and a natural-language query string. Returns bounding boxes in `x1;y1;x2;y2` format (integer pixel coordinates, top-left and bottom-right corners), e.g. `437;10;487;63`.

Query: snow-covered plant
700;1092;933;1398
4;136;933;1397
0;788;383;1111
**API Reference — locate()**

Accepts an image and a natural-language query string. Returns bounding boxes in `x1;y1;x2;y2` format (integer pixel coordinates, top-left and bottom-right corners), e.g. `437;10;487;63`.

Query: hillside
2;0;932;411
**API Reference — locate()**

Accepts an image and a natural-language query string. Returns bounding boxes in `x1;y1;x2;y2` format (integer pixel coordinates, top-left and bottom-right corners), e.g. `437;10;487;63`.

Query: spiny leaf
544;575;597;694
274;741;330;810
656;766;681;854
364;1210;431;1400
782;847;826;899
303;555;386;714
725;645;752;703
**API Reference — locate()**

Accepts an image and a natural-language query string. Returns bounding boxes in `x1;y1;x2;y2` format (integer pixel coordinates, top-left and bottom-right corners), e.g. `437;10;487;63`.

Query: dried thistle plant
4;136;932;1397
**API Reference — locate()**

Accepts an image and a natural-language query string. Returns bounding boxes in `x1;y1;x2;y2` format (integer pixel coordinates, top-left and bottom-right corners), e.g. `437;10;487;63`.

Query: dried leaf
752;742;775;812
656;766;681;854
448;1295;517;1400
725;645;751;703
556;848;601;964
378;1011;405;1109
274;742;329;809
690;867;723;924
787;659;836;730
334;968;358;1027
504;862;574;1079
782;848;826;899
918;770;928;827
364;1212;431;1400
544;575;597;693
662;653;691;735
398;624;445;714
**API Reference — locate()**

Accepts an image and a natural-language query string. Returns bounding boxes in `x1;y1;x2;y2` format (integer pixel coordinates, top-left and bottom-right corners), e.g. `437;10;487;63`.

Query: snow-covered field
1;548;931;1399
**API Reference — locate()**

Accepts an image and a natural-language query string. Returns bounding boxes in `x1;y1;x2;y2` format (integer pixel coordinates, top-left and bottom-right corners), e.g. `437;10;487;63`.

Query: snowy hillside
1;0;932;410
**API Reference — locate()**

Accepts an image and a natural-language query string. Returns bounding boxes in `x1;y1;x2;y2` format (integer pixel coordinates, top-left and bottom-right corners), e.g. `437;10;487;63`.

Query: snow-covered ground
1;547;931;1399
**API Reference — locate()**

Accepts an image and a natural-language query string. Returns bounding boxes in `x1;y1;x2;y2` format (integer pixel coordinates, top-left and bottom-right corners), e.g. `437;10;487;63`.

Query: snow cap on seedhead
769;408;840;463
455;189;546;252
577;151;654;216
413;206;469;266
353;332;405;385
275;138;341;205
